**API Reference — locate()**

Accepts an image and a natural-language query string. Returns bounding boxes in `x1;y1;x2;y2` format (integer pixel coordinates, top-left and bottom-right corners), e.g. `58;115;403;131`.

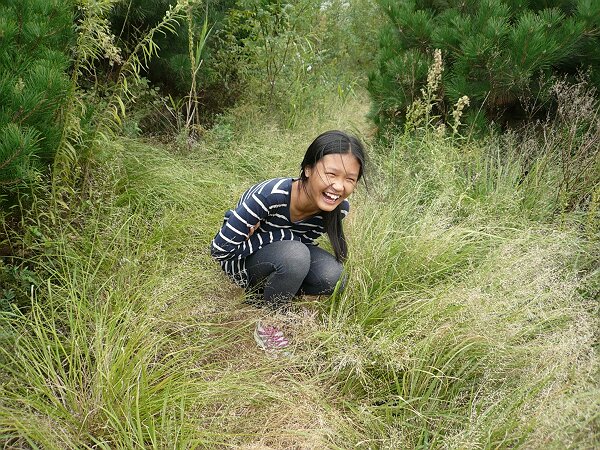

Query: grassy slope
0;92;598;449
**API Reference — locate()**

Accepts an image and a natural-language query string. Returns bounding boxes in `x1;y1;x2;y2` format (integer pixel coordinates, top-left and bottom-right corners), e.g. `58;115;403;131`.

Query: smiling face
303;152;361;213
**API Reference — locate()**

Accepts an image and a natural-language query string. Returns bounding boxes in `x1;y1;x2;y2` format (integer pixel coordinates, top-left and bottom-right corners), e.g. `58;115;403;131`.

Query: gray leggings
244;240;344;306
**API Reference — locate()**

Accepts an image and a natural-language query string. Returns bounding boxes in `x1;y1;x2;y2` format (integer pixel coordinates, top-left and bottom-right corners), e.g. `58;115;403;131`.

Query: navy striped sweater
210;177;349;287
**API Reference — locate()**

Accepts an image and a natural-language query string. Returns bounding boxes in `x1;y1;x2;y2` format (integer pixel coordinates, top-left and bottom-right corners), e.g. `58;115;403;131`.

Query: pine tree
0;0;73;198
368;0;600;130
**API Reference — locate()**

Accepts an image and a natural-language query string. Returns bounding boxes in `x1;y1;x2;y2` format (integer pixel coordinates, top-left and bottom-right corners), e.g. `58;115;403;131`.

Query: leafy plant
183;4;214;139
0;260;39;312
52;0;188;198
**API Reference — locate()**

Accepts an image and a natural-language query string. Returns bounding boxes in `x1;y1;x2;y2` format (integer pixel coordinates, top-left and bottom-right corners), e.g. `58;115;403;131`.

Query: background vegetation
1;0;598;448
368;0;600;130
0;0;73;199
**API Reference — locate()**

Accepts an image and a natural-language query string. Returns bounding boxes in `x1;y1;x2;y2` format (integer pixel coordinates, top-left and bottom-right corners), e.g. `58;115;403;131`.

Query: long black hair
299;130;366;262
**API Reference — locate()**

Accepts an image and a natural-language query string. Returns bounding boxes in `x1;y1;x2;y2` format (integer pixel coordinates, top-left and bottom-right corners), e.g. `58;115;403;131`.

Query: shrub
0;0;73;201
511;75;600;214
213;0;382;127
214;0;323;108
109;0;237;126
368;0;600;130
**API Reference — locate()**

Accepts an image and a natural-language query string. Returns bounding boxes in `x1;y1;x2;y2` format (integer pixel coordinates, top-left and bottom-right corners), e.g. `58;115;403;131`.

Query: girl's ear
304;166;312;177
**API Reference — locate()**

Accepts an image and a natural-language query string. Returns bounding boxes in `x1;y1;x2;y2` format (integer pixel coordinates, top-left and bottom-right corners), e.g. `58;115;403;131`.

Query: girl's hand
248;222;259;238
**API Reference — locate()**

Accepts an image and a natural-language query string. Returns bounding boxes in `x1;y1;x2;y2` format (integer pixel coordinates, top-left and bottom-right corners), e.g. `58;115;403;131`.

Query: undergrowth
1;91;598;448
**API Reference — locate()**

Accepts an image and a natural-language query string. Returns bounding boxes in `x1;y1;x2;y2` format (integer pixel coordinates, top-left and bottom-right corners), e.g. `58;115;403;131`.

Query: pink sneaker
254;321;289;350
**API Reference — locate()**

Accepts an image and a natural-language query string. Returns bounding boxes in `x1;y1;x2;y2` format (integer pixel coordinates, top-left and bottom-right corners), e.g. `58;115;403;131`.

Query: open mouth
322;191;340;205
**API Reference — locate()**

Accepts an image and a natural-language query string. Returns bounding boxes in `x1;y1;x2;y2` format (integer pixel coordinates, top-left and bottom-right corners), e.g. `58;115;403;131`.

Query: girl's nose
331;178;343;191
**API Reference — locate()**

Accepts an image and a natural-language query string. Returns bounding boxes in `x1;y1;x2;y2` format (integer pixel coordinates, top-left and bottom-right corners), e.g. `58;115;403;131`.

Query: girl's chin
317;199;340;211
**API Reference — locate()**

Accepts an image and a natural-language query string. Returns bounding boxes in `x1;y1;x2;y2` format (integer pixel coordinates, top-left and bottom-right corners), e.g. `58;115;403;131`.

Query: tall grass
0;160;264;446
314;125;599;448
1;91;598;448
0;102;371;447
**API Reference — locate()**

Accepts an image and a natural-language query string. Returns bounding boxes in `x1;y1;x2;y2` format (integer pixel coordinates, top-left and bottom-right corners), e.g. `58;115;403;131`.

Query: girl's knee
322;260;343;285
301;258;345;296
275;240;311;276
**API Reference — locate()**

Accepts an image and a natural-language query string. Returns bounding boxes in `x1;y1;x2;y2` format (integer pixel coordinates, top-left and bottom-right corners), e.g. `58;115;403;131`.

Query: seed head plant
404;49;470;137
451;95;470;135
405;49;443;132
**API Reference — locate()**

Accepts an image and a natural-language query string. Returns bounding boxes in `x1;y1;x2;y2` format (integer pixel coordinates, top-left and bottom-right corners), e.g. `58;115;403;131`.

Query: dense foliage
368;0;600;129
103;0;378;132
109;0;236;125
0;0;73;201
0;1;598;448
211;0;381;127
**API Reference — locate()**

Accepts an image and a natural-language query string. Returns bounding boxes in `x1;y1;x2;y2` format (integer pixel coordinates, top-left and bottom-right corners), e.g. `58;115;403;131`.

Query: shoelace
255;323;289;349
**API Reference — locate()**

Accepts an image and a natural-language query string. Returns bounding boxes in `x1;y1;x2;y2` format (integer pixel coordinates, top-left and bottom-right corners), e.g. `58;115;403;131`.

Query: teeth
324;192;339;200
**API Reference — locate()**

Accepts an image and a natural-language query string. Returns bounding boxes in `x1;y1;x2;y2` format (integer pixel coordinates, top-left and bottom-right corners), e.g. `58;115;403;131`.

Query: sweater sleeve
210;192;270;260
211;191;298;261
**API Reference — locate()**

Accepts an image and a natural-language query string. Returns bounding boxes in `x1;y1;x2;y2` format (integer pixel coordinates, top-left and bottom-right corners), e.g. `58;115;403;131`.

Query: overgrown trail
2;89;598;449
124;93;377;448
0;92;375;448
175;94;375;448
106;87;598;448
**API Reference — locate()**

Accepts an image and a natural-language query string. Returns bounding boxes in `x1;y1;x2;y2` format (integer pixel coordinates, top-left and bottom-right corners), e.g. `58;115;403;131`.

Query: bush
109;0;237;126
368;0;600;130
514;75;600;214
214;0;323;109
0;0;73;201
213;0;381;127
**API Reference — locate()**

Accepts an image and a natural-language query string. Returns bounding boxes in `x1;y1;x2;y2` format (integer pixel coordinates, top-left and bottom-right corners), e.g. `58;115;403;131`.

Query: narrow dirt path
188;92;374;448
